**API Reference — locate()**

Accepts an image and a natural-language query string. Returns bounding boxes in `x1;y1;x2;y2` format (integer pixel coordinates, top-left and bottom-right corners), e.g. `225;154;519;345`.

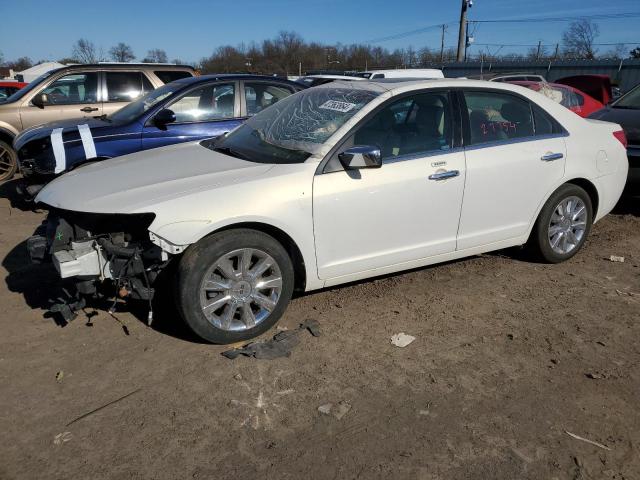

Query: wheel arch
565;178;599;218
0;127;16;146
526;177;600;242
210;221;307;293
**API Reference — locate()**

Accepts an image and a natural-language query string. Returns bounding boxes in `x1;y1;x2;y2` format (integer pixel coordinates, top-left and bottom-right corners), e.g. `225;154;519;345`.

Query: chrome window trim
463;132;569;152
382;146;465;165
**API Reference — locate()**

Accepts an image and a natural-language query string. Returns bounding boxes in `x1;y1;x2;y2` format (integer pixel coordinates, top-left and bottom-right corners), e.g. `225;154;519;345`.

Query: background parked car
0;63;196;181
509;81;604;117
468;72;547;83
295;74;366;87
589;81;640;189
355;69;444;79
555;74;612;106
14;74;304;196
0;81;27;102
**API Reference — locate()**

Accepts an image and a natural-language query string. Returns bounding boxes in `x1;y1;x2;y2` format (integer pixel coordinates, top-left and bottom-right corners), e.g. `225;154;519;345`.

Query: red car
508;81;604;118
0;81;27;102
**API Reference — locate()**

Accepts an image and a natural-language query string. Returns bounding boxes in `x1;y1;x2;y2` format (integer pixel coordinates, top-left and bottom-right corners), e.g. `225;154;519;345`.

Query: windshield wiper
213;146;249;160
613;105;639;110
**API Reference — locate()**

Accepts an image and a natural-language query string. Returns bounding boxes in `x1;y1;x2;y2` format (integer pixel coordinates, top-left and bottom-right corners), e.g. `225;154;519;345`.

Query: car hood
36;141;275;213
13;116;117;150
589;107;640;146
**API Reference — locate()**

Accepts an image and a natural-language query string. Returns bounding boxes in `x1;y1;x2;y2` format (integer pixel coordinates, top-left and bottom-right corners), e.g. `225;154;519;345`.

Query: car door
102;71;155;117
313;90;466;279
457;89;567;250
19;71;103;129
141;81;241;151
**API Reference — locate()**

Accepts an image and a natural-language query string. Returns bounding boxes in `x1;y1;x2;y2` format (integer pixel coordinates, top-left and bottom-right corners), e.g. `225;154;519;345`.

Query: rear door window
463;91;535;145
244;82;296;116
106;72;148;102
154;70;193;84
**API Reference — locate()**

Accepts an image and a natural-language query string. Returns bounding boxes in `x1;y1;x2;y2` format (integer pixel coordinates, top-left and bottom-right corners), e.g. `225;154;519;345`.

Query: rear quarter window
154;70;193;84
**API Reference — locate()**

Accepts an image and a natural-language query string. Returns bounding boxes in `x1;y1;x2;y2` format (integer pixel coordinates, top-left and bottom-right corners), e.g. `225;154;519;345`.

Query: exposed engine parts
27;209;167;325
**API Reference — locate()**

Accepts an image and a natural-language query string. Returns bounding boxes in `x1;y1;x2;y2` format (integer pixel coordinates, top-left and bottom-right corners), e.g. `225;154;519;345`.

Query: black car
589;83;640;190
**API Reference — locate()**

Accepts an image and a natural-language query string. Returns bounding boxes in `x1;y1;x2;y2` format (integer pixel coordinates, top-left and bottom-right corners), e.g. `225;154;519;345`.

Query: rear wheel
176;229;294;344
528;184;593;263
0;141;17;182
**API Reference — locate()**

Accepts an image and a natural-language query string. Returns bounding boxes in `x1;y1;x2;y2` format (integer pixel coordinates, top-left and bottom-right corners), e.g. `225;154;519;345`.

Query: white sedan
34;79;628;343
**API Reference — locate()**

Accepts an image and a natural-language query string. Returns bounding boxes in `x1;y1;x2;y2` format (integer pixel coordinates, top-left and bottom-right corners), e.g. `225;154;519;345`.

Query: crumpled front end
28;206;169;323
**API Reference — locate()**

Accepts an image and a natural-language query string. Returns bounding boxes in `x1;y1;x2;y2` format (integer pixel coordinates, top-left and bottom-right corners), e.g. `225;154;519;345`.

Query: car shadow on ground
2;239;206;343
612;193;639;216
0;178;39;212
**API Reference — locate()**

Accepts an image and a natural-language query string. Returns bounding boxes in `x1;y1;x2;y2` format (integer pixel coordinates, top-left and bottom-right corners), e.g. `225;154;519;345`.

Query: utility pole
536;41;542;60
554;43;559;60
457;0;470;62
440;24;447;62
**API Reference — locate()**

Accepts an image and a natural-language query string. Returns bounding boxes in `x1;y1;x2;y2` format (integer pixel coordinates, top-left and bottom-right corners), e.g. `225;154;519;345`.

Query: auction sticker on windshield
319;100;357;113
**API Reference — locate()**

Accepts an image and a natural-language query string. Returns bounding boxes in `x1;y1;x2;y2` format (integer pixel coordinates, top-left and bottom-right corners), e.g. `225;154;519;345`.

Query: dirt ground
0;178;638;480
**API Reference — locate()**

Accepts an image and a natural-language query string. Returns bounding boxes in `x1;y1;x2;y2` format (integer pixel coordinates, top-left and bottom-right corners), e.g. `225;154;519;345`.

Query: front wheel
528;184;593;263
176;229;294;344
0;141;17;182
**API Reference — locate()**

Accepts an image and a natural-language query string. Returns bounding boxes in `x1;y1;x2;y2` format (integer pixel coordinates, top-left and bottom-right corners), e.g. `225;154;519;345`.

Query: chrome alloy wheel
0;144;15;180
199;248;283;331
548;196;587;255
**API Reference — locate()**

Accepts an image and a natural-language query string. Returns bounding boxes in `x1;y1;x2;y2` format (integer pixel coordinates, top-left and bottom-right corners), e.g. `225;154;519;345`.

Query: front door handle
541;152;564;161
80;107;99;113
429;170;460;181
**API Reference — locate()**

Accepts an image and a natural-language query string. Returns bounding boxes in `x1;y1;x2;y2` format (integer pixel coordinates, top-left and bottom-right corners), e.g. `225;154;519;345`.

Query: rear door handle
429;170;460;181
541;152;564;161
80;107;99;113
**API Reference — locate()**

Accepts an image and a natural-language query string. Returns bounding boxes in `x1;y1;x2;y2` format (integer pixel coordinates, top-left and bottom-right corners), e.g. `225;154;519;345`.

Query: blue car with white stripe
14;74;304;197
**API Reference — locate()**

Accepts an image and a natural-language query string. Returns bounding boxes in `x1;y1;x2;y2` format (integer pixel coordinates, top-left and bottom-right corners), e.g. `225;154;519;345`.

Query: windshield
613;84;640;109
4;70;57;103
109;83;179;123
207;86;381;164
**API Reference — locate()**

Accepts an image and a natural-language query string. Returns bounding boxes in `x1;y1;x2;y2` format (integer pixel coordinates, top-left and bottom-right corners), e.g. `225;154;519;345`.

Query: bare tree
109;43;135;62
562;19;599;59
72;38;102;63
6;57;33;71
143;49;168;63
0;51;4;66
601;43;628;59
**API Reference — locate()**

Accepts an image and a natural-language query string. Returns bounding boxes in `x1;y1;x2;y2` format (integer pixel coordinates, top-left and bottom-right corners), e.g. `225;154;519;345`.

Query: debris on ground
565;430;612;450
55;371;64;382
391;332;416;348
585;371;607;380
53;431;73;445
318;401;351;420
221;319;321;360
608;255;625;263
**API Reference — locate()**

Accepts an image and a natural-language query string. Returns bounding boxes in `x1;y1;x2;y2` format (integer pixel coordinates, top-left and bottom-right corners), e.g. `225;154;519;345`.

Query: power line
364;22;455;44
469;12;640;24
474;42;638;47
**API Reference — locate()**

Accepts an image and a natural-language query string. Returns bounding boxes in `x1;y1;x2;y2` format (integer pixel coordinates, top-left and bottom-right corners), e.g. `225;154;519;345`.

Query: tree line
1;20;639;75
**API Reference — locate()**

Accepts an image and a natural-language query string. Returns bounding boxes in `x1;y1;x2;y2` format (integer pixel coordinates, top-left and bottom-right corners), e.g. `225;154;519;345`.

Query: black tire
0;140;17;182
176;228;294;344
528;183;593;263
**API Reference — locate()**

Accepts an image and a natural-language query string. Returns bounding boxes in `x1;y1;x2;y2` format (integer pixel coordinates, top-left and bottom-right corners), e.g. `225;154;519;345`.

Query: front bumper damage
28;208;170;324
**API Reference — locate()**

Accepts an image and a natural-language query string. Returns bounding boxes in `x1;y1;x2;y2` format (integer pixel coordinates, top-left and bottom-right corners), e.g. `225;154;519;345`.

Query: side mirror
338;145;382;170
154;108;176;128
32;93;48;109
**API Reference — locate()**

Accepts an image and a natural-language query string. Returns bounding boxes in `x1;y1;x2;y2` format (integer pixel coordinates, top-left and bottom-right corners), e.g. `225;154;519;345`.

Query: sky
1;0;639;64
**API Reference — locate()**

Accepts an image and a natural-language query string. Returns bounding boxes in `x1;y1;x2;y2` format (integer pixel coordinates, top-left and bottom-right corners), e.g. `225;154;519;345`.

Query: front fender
149;215;322;290
0;122;19;141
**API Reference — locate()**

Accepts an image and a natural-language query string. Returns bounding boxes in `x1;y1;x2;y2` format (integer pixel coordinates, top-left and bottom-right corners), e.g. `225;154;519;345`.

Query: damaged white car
31;79;628;343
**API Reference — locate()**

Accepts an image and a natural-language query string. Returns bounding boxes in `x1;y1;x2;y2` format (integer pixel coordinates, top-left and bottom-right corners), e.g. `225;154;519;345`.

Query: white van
357;69;444;80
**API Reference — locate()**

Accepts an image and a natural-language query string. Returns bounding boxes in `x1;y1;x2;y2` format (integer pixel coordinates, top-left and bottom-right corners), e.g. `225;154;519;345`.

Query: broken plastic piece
222;320;321;360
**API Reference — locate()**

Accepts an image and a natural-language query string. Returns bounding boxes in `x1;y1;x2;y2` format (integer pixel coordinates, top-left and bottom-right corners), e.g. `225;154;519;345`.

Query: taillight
613;130;628;148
